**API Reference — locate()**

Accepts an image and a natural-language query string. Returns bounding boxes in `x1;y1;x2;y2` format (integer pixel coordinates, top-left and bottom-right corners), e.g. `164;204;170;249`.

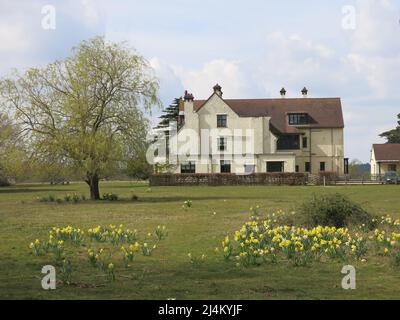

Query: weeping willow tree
0;37;160;199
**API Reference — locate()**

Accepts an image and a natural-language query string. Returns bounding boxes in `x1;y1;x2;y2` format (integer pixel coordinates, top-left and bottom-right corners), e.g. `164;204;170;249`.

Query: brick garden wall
149;173;307;186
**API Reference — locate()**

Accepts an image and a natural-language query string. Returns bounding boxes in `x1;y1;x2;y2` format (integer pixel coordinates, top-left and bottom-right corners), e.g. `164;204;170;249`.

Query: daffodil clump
87;248;109;269
87;224;138;244
59;259;73;284
187;252;207;267
64;193;85;203
141;242;157;256
102;193;119;201
182;200;192;210
29;239;47;256
222;209;400;267
155;225;168;240
51;240;65;262
86;248;115;280
50;226;85;245
378;214;400;227
368;218;400;256
37;193;86;203
221;235;233;260
29;237;65;261
120;242;141;266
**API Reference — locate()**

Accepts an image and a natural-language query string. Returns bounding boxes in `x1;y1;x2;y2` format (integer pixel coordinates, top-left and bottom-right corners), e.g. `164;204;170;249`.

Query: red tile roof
373;144;400;161
187;97;344;133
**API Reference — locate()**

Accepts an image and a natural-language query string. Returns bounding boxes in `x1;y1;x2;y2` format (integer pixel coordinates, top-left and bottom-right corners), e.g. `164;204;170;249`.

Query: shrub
300;193;374;228
0;175;10;186
131;194;139;201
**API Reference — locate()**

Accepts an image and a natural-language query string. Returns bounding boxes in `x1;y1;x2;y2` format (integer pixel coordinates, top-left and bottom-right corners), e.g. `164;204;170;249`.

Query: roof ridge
186;95;344;133
194;97;341;102
223;97;340;100
374;143;400;145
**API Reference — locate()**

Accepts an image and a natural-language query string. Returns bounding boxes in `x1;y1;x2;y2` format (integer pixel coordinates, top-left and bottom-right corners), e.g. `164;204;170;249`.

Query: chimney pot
184;90;194;101
213;83;223;96
301;87;308;97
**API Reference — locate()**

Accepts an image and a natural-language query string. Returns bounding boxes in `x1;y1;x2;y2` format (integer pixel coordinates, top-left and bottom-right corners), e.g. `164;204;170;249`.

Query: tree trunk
86;173;100;200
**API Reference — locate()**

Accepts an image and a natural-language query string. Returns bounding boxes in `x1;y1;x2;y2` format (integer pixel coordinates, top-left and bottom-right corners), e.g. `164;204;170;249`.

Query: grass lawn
0;181;400;300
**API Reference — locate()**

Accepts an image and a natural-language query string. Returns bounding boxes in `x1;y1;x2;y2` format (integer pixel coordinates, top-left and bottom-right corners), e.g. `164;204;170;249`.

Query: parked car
383;171;399;184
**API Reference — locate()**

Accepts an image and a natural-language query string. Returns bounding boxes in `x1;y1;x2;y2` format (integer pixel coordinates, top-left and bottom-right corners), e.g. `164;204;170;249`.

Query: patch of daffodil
182;200;193;210
188;252;207;267
29;223;169;283
222;210;400;267
87;224;138;244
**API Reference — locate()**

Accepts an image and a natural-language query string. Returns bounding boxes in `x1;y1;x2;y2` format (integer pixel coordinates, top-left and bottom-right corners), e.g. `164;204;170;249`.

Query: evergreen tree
380;113;400;143
155;98;181;128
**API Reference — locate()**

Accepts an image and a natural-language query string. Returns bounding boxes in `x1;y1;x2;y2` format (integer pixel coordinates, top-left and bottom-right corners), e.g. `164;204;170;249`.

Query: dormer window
288;113;309;125
217;114;227;128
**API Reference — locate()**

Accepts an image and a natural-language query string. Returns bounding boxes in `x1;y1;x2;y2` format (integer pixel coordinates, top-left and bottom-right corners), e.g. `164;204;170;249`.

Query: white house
371;143;400;178
158;84;345;175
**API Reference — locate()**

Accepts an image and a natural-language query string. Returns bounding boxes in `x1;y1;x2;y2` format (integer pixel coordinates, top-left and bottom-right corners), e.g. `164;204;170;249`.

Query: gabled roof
373;144;400;161
186;97;344;134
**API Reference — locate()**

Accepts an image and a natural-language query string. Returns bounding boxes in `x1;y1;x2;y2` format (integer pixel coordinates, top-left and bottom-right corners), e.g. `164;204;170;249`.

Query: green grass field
0;181;400;300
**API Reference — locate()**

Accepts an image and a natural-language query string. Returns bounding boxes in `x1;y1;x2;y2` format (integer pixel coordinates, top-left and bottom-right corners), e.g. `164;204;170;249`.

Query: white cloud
343;0;400;99
171;59;251;99
80;0;100;28
351;0;400;55
0;1;36;53
149;57;184;107
0;22;31;52
253;32;342;98
345;54;400;98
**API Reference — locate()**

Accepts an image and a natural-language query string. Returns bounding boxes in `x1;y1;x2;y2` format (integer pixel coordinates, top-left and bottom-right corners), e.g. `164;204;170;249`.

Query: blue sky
1;0;399;162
